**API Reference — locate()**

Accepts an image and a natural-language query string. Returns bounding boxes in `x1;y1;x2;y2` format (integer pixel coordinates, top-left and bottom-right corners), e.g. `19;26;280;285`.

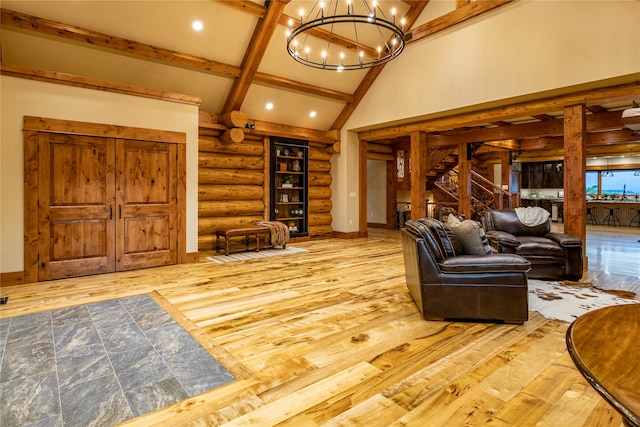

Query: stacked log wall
198;133;265;250
308;146;333;238
198;131;334;250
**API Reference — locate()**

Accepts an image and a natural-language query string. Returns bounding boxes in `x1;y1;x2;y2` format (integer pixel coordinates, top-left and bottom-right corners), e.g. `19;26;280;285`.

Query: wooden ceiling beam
216;0;379;58
406;0;513;46
359;81;640;141
223;0;291;113
0;8;352;104
330;0;430;131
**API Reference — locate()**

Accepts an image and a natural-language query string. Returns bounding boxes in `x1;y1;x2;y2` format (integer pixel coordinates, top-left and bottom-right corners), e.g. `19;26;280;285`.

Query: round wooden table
566;304;640;427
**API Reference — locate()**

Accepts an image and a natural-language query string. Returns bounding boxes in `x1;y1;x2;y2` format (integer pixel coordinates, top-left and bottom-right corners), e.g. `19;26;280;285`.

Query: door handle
109;205;113;219
119;205;122;219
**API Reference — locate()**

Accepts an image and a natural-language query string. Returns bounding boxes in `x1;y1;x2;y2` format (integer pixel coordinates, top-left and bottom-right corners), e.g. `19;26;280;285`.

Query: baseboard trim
185;251;199;263
334;231;368;239
1;271;25;287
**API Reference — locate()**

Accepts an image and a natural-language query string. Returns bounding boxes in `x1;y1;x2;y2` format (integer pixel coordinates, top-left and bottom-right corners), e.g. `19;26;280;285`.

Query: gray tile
6;313;53;348
119;294;157;313
56;352;112;389
53;321;103;359
86;300;129;326
128;306;176;333
51;305;92;327
124;376;188;417
23;415;63;427
146;322;202;359
0;317;10;342
109;345;172;392
0;340;56;383
8;312;51;331
95;319;148;355
0;371;59;427
164;346;235;395
59;373;132;427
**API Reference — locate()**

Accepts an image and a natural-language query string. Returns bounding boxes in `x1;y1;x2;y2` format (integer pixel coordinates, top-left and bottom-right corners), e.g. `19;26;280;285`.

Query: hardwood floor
1;226;639;426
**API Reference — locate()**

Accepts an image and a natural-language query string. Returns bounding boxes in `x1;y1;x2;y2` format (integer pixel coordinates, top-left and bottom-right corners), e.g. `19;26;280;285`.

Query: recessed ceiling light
192;20;203;31
266;102;274;110
309;111;316;118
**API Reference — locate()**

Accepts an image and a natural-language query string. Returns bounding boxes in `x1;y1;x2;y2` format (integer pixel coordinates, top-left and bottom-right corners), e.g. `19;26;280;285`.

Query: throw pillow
448;219;493;255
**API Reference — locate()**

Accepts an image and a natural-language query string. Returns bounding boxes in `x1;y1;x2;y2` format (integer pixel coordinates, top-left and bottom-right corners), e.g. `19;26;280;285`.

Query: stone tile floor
0;294;235;427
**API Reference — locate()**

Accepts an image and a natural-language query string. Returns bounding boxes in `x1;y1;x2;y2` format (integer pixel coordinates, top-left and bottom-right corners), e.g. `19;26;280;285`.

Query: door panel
116;140;177;271
39;134;116;280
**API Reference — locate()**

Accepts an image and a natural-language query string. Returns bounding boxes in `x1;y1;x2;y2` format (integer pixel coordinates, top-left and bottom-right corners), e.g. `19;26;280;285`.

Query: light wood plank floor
1;226;639;426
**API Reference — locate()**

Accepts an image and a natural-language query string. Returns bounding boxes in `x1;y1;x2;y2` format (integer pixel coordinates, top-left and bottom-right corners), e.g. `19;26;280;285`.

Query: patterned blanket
256;221;290;248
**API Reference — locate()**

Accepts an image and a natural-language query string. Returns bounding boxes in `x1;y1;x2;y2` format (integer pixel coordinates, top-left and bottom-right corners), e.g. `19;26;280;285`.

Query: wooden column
410;131;427;219
458;142;472;219
359;138;368;236
563;104;587;268
500;151;510;209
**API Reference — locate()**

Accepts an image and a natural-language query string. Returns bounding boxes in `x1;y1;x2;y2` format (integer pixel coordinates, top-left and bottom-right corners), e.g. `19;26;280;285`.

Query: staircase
429;168;515;221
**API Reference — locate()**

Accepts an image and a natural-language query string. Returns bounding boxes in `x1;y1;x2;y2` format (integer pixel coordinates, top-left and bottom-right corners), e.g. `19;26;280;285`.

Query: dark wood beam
563;104;587;257
223;0;290;113
406;0;513;46
359;81;640;142
0;8;352;105
330;1;429;131
410;131;428;219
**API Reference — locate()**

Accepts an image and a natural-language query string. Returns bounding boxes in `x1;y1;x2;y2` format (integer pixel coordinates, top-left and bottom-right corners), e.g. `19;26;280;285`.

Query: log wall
198;129;334;251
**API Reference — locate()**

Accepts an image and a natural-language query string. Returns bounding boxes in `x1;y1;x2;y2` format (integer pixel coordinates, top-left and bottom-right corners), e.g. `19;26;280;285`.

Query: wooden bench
215;226;271;255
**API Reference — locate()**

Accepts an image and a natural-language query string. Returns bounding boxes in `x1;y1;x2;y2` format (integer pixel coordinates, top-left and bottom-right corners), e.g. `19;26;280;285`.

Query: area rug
0;294;235;427
206;246;307;264
528;280;638;323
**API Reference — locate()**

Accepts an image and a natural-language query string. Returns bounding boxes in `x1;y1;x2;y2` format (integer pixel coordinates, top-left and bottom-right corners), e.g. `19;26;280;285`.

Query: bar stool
602;208;621;226
586;207;597;225
630;209;640;226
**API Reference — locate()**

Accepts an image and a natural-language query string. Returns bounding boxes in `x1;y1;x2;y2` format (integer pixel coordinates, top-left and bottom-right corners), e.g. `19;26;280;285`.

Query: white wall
332;0;640;232
367;159;387;224
0;76;199;274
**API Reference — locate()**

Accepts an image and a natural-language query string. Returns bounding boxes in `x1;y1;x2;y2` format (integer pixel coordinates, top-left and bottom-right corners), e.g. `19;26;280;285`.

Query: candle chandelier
286;0;405;71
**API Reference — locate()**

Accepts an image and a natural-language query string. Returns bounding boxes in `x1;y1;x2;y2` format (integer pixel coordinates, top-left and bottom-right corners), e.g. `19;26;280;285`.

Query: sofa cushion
439;254;531;274
405;220;446;261
417;218;457;258
446;217;493;255
487;209;550;237
516;236;566;257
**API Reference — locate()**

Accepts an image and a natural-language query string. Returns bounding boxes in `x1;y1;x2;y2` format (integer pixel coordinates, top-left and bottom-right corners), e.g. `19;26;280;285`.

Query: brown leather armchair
483;209;583;281
401;218;531;323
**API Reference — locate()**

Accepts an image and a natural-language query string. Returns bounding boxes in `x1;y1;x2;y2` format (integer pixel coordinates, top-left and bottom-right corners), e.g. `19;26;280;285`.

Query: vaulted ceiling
1;0;639;156
1;0;514;133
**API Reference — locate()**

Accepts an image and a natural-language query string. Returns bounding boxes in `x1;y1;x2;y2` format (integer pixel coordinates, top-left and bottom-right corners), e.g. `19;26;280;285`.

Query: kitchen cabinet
522;161;563;188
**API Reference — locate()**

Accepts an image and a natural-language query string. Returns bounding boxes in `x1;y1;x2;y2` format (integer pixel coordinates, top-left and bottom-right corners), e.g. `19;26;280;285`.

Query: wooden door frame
23;116;187;284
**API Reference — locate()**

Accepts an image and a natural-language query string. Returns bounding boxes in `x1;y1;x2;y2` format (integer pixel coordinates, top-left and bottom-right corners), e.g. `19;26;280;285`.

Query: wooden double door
37;133;178;281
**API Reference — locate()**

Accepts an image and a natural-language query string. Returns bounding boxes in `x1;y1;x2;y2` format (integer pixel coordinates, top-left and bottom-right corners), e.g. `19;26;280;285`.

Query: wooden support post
563;104;587;270
500;150;511;209
458;142;472;219
410;131;427;219
359;138;368;236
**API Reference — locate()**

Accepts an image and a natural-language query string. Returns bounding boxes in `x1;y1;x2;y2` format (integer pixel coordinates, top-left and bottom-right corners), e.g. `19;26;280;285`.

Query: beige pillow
448;219;493;255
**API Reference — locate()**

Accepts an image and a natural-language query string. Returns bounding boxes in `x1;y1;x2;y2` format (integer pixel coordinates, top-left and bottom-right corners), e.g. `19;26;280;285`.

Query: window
586;171;598;194
600;170;640;196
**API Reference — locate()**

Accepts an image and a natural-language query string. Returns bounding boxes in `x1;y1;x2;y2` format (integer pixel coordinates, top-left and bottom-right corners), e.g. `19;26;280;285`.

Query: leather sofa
483;209;583;281
401;218;531;323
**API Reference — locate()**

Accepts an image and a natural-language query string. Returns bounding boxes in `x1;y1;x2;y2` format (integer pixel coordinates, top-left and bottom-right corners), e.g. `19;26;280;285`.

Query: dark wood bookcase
270;137;308;237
